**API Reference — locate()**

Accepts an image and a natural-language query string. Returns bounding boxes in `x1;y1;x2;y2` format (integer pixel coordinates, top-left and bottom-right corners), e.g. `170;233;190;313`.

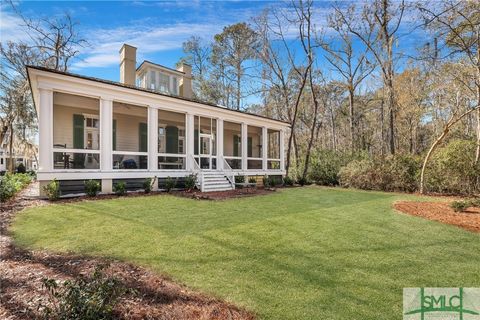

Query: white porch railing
190;154;203;191
222;156;235;190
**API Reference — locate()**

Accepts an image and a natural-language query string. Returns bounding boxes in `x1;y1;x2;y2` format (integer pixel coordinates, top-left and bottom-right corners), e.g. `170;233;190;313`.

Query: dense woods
180;0;480;194
1;0;479;195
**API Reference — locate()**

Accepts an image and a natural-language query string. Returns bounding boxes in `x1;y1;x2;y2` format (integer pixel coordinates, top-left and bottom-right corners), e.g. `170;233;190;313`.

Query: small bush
297;176;310;186
16;163;26;174
44;179;60;201
143;177;154;193
283;176;294;186
165;176;176;192
263;175;270;188
40;265;128;320
84;180;101;197
248;177;257;184
113;182;126;196
0;176;17;202
450;200;470;212
184;174;197;191
235;175;245;184
469;198;480;207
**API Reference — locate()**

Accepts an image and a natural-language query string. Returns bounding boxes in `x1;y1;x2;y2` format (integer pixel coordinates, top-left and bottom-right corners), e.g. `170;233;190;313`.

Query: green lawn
11;187;480;319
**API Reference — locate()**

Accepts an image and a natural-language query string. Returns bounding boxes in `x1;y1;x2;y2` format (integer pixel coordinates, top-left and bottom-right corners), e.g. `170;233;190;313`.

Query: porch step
200;171;234;192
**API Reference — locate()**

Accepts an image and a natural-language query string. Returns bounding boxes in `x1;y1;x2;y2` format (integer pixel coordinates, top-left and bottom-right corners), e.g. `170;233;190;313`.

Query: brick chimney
177;63;192;99
120;44;137;86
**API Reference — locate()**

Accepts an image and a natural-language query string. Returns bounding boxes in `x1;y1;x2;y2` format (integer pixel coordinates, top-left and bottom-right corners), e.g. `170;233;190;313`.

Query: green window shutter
194;129;199;155
233;135;239;157
166;126;179;154
112;119;117;151
73;114;84;149
247;137;253;157
139;122;148;152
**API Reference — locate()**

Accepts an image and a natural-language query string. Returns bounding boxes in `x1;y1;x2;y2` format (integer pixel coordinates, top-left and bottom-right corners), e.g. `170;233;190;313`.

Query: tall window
158;110;186;170
52;92;100;170
159;74;169;93
149;71;156;90
172;77;178;95
112;102;148;170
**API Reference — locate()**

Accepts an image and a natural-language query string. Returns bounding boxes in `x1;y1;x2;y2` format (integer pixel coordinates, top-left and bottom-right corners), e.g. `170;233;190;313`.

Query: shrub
40;265;128;320
44;179;60;201
450;200;470;212
143;177;154;193
469;198;480;207
235;175;245;184
308;150;353;185
297;176;310;186
0;175;17;202
263;175;270;188
165;176;176;192
16;163;26;174
283;176;294;186
84;180;101;197
184;174;197;191
248;177;257;184
113;182;126;196
425;140;480;194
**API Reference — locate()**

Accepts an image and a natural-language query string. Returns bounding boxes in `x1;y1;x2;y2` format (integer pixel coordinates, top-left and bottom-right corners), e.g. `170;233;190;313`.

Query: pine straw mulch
394;201;480;233
0;183;255;320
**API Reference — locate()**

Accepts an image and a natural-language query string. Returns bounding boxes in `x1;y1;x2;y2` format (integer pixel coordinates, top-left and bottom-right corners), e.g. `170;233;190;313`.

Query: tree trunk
475;84;480;164
349;86;355;153
302;73;320;180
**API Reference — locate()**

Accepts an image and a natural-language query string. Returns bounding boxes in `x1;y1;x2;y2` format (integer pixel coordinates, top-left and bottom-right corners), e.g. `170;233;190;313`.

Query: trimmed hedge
0;173;32;202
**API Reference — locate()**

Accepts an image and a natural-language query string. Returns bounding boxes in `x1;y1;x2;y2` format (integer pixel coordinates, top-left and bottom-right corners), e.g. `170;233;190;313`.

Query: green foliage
425;140;480;194
283;176;294;186
235;175;245;184
450;200;470;212
165;177;177;192
84;180;100;197
16;163;26;174
0;178;16;202
248;177;257;184
309;150;355;186
44;179;60;201
143;177;153;193
297;176;311;186
262;175;270;188
113;182;126;196
40;265;128;320
338;155;420;192
184;174;197;191
468;198;480;207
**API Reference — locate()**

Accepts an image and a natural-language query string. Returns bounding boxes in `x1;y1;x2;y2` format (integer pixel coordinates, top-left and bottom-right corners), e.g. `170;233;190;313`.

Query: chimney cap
119;43;137;53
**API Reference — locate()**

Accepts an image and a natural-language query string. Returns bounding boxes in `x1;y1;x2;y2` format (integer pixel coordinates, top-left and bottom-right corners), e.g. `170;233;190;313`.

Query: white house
27;44;289;195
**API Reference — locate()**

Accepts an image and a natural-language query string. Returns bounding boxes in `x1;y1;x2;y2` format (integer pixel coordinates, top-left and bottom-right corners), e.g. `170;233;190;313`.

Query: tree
212;22;259;110
322;6;375;152
0;2;87;172
335;0;406;155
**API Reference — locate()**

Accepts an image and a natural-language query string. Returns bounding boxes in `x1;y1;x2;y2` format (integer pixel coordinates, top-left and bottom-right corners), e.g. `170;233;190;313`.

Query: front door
199;134;212;169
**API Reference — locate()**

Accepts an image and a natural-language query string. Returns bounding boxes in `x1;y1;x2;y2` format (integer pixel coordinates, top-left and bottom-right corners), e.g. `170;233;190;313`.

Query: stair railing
190;155;204;191
222;156;235;190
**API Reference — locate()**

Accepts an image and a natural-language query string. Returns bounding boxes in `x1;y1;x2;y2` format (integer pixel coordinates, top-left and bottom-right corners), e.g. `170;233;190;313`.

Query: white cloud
71;22;222;70
0;5;30;43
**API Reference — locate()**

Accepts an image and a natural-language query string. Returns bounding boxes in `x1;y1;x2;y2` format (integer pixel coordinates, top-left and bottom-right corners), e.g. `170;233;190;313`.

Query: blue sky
1;1;424;86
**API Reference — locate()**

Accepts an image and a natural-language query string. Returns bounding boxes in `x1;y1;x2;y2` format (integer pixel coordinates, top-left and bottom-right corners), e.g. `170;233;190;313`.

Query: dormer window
149;70;156;90
172;77;178;95
159;73;169;93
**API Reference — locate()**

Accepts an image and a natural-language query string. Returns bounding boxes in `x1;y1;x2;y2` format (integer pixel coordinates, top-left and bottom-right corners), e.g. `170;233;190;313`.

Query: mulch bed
394;201;480;233
0;183;255;320
176;187;275;200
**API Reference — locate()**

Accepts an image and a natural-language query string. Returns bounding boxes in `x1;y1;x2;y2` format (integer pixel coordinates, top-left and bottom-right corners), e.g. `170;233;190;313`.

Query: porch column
241;122;248;171
280;129;286;172
38;88;53;172
100;98;113;193
217;118;224;170
148;106;158;171
100;98;113;171
186;113;195;170
262;126;268;171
